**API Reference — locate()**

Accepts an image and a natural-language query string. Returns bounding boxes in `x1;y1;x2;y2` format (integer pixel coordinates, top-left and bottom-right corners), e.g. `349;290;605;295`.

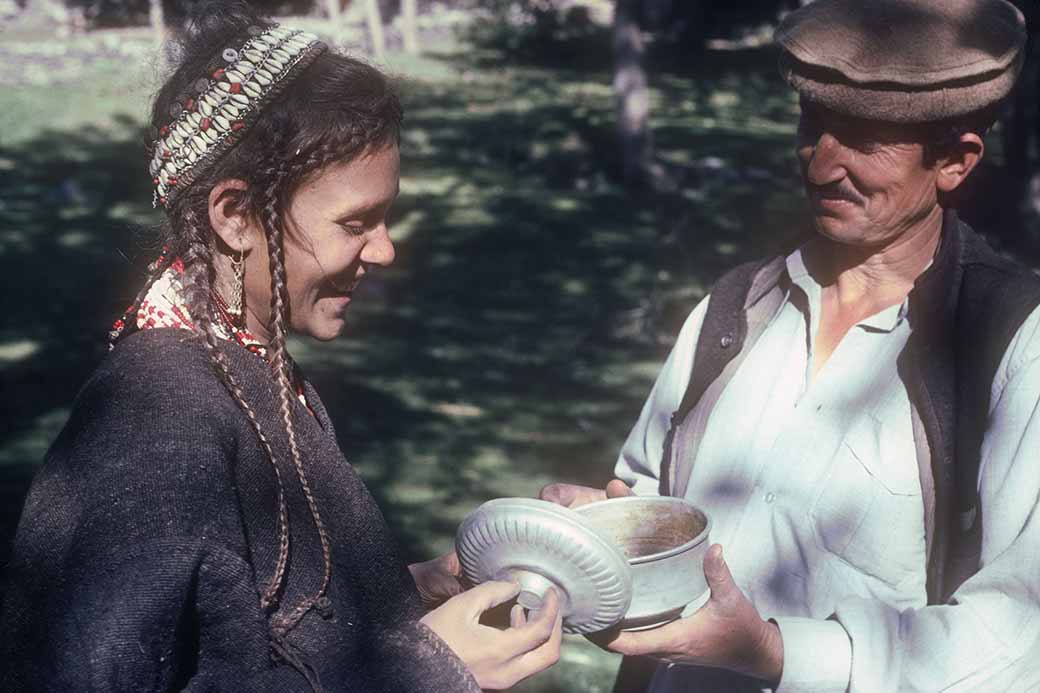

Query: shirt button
764;492;776;504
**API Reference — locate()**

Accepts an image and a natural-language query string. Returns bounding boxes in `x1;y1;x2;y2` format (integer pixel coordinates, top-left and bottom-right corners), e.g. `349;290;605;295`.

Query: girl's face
243;144;400;342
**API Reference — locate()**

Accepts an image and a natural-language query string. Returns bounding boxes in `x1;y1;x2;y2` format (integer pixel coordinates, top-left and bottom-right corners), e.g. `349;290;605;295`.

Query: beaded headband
147;24;327;208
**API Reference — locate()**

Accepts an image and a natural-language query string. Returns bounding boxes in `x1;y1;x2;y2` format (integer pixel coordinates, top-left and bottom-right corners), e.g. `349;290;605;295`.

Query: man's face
796;101;941;247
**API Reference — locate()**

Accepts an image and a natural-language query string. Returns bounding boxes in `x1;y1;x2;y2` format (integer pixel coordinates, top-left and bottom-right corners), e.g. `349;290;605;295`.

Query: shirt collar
783;246;909;334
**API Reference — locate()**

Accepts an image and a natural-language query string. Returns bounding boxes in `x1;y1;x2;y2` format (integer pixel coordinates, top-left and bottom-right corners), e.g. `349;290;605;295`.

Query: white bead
213;114;231;131
243;48;265;64
226;69;245;84
198;99;214;117
228;93;250;107
252;69;273;86
242;81;262;99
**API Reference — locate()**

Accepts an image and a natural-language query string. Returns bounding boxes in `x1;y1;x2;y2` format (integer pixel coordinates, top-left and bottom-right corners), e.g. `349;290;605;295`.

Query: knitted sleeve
0;332;480;693
0;336;328;691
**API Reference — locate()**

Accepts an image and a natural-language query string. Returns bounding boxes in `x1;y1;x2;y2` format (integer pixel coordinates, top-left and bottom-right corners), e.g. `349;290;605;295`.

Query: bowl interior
575;498;708;562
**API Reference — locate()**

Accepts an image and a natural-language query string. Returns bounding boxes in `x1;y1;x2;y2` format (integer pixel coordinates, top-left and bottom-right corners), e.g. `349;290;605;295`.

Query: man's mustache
807;183;863;205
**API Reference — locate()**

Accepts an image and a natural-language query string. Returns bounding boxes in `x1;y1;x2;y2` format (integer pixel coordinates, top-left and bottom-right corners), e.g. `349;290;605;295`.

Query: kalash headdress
147;24;327;208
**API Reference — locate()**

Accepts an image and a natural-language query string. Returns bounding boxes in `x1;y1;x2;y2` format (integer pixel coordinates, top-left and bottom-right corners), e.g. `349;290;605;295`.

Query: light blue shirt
616;249;1040;692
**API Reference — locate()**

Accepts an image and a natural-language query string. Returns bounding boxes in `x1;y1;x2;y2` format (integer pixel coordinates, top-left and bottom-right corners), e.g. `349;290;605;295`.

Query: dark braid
180;207;295;612
257;167;335;637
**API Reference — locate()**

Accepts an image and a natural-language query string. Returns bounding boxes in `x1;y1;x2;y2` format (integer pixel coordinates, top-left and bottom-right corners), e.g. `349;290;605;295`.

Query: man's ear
936;132;984;195
208;179;257;252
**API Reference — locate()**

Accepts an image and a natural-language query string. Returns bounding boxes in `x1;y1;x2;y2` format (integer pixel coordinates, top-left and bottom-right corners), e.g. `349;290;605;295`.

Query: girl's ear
208;179;258;252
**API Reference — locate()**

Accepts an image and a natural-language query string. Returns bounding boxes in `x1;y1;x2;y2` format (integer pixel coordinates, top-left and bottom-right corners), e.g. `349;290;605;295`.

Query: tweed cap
775;0;1027;123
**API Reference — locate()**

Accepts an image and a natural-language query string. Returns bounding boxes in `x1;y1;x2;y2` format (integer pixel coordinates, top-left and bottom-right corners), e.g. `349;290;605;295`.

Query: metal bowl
455;498;633;634
455;495;712;634
574;496;712;630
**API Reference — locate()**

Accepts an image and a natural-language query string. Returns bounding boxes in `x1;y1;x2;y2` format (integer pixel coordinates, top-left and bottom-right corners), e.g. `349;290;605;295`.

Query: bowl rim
574;495;712;565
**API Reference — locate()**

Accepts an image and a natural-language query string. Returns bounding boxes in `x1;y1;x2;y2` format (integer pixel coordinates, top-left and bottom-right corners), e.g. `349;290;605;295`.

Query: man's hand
593;544;784;684
408;551;465;610
539;479;635;508
420;582;563;690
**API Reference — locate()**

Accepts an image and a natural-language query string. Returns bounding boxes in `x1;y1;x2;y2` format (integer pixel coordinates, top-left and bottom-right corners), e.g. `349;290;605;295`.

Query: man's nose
360;226;396;267
804;132;847;187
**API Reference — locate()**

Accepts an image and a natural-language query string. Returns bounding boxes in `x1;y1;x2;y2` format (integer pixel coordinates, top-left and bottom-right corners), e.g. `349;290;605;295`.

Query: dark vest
662;211;1040;604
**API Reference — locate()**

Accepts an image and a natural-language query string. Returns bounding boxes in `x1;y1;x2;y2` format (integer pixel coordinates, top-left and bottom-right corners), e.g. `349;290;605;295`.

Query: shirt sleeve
774;304;1040;692
613;297;711;495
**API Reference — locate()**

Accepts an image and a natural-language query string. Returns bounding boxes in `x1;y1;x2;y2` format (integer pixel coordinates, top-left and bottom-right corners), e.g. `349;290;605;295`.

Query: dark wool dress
0;328;480;692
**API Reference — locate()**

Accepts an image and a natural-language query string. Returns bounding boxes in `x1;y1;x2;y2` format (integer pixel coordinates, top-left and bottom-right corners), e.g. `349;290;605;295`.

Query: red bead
200;118;211;131
228;82;242;94
159;125;169;137
152;177;159;185
158;196;167;205
231;121;246;132
167;176;178;185
212;68;226;80
185;98;195;112
162;149;172;158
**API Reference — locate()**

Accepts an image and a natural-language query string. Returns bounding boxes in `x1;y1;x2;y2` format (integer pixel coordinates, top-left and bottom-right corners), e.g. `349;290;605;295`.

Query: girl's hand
420;581;563;690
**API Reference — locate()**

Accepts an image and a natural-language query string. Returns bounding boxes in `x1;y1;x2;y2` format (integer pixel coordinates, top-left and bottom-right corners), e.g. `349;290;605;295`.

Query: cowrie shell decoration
149;26;324;207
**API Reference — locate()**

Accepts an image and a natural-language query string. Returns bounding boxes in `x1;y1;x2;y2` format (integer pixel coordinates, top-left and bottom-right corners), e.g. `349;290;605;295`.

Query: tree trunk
613;0;652;186
401;0;420;55
149;0;165;45
363;0;386;59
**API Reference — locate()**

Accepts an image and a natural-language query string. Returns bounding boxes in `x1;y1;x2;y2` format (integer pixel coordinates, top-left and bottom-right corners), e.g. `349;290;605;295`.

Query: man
542;0;1040;690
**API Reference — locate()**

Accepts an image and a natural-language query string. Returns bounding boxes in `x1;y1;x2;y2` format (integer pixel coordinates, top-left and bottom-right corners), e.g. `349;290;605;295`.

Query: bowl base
618;589;711;632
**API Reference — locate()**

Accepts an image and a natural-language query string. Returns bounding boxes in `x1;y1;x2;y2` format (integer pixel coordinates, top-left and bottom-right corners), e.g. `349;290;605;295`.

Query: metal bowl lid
455;498;633;634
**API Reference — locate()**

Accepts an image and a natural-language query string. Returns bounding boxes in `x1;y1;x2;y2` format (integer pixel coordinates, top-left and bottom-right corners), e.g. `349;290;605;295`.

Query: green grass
0;27;817;691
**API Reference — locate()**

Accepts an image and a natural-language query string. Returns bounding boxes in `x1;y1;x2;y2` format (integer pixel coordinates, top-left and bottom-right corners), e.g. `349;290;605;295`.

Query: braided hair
136;0;402;678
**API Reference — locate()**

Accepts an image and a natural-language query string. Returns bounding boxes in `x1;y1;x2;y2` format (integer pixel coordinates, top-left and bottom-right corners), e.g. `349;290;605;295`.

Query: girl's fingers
498;600;564;686
502;587;562;655
510;603;526;629
465;580;522;618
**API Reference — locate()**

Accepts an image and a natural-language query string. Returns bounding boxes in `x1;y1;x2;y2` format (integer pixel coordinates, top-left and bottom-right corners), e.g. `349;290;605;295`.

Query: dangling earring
228;249;245;323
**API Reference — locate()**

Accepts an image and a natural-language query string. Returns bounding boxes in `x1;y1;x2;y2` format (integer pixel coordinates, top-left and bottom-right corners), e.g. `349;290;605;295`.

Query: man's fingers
605;479;635;498
603;619;684;657
539;483;576;506
440;550;462;576
703;544;736;600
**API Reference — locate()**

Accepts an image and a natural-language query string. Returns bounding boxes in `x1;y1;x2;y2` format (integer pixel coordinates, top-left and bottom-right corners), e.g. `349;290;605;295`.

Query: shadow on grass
0;45;813;579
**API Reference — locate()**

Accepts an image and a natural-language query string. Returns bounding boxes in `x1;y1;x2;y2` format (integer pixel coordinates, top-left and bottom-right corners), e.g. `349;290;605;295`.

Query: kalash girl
0;3;561;691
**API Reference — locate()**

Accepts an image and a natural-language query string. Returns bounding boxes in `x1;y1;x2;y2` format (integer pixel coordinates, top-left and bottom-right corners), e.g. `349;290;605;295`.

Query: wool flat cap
775;0;1027;123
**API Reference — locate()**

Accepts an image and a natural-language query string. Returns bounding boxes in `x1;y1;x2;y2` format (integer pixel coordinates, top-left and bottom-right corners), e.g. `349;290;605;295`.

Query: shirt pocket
809;414;926;587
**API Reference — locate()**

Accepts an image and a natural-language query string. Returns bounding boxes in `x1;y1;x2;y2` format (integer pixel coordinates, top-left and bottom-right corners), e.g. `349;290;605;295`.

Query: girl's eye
340;224;367;237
